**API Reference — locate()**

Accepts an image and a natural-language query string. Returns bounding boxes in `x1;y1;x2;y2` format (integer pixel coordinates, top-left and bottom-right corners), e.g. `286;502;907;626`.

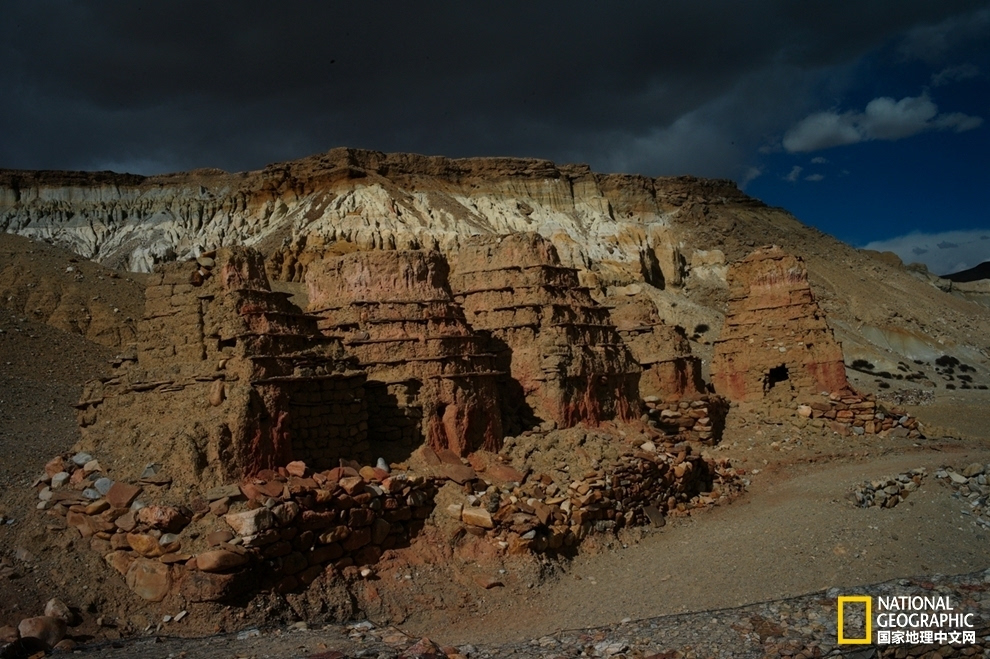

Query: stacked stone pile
306;250;503;458
936;462;990;530
849;469;926;509
644;396;730;443
33;432;747;603
437;435;745;553
35;450;437;603
796;389;922;438
449;233;641;431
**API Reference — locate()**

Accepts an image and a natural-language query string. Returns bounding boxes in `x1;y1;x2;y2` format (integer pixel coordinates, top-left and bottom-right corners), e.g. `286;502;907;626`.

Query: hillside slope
2;148;987;376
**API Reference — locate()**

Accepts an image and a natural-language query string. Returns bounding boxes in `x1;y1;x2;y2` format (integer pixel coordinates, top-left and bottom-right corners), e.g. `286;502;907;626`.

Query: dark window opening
218;337;237;350
765;365;789;392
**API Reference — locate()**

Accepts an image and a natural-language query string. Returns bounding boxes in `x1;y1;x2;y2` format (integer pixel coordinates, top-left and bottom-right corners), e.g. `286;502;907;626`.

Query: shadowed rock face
711;246;848;403
305;249;503;458
76;247;368;486
449;233;642;430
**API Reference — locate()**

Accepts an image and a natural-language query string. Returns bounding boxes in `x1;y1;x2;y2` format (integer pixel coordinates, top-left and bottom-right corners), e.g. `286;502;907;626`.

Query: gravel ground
58;568;990;658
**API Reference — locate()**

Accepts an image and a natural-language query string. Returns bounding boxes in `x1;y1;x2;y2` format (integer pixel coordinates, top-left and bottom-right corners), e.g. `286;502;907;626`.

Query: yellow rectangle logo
837;596;872;644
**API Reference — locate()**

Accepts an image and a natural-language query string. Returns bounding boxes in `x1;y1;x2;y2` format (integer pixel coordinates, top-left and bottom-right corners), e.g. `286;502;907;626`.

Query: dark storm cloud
2;0;987;178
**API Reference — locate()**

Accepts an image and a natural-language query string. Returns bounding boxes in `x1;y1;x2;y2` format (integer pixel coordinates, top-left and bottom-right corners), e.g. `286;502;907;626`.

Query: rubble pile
36;450;437;603
936;463;990;530
74;248;368;482
849;469;927;509
306;250;503;459
449;233;642;431
430;428;749;552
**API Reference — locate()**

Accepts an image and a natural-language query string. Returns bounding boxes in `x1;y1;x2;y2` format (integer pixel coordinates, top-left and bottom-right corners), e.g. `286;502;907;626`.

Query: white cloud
859;95;938;140
784;165;803;182
931;63;980;86
740;166;763;188
782;93;983;153
805;173;824;182
863;229;990;276
782;111;862;152
933;112;985;132
810;156;828;164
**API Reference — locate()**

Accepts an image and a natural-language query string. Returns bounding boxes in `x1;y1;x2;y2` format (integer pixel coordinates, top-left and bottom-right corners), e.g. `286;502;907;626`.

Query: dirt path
405;444;990;646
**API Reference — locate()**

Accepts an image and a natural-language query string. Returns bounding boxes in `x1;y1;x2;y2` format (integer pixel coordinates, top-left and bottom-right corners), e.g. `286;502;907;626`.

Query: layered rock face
0;150;714;287
606;291;728;442
711;246;849;403
606;291;705;401
305;250;503;459
76;248;368;485
449;233;642;430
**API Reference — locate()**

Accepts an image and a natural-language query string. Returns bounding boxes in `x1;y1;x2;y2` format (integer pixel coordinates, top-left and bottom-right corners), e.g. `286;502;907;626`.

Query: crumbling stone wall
449;233;642;431
711;246;848;403
76;248;368;486
306;250;503;459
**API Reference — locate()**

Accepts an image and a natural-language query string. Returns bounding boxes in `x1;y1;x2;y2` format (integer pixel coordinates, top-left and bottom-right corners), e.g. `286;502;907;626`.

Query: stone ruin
42;239;929;608
608;291;728;442
607;291;705;400
711;245;849;403
449;233;642;432
75;236;649;486
711;245;921;438
75;247;369;484
305;250;503;459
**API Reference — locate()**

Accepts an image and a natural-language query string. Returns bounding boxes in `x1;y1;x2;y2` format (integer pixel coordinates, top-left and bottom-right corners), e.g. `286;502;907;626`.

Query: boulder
124;558;172;601
17;617;66;649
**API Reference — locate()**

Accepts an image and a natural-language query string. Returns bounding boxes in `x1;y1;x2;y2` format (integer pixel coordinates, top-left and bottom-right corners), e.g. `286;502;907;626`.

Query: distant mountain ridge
943;261;990;283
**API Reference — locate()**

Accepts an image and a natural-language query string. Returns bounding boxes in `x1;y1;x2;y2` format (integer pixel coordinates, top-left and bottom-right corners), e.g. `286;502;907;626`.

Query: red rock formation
606;291;705;401
306;250;503;458
449;233;641;430
711;246;848;402
76;248;367;485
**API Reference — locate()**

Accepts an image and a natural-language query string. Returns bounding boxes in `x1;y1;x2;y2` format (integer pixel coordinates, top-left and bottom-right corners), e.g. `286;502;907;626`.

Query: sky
2;1;988;275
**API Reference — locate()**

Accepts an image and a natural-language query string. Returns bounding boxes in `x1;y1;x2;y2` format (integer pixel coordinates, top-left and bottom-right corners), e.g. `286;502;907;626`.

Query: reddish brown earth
0;156;988;656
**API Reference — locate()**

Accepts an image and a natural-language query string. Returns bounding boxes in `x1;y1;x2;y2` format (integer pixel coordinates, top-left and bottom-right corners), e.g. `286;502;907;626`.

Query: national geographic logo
837;596;872;644
836;595;976;645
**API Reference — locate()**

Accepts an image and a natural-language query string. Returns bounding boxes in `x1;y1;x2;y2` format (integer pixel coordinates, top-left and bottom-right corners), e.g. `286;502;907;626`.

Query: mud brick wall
306;250;503;459
711;246;849;403
449;233;642;431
